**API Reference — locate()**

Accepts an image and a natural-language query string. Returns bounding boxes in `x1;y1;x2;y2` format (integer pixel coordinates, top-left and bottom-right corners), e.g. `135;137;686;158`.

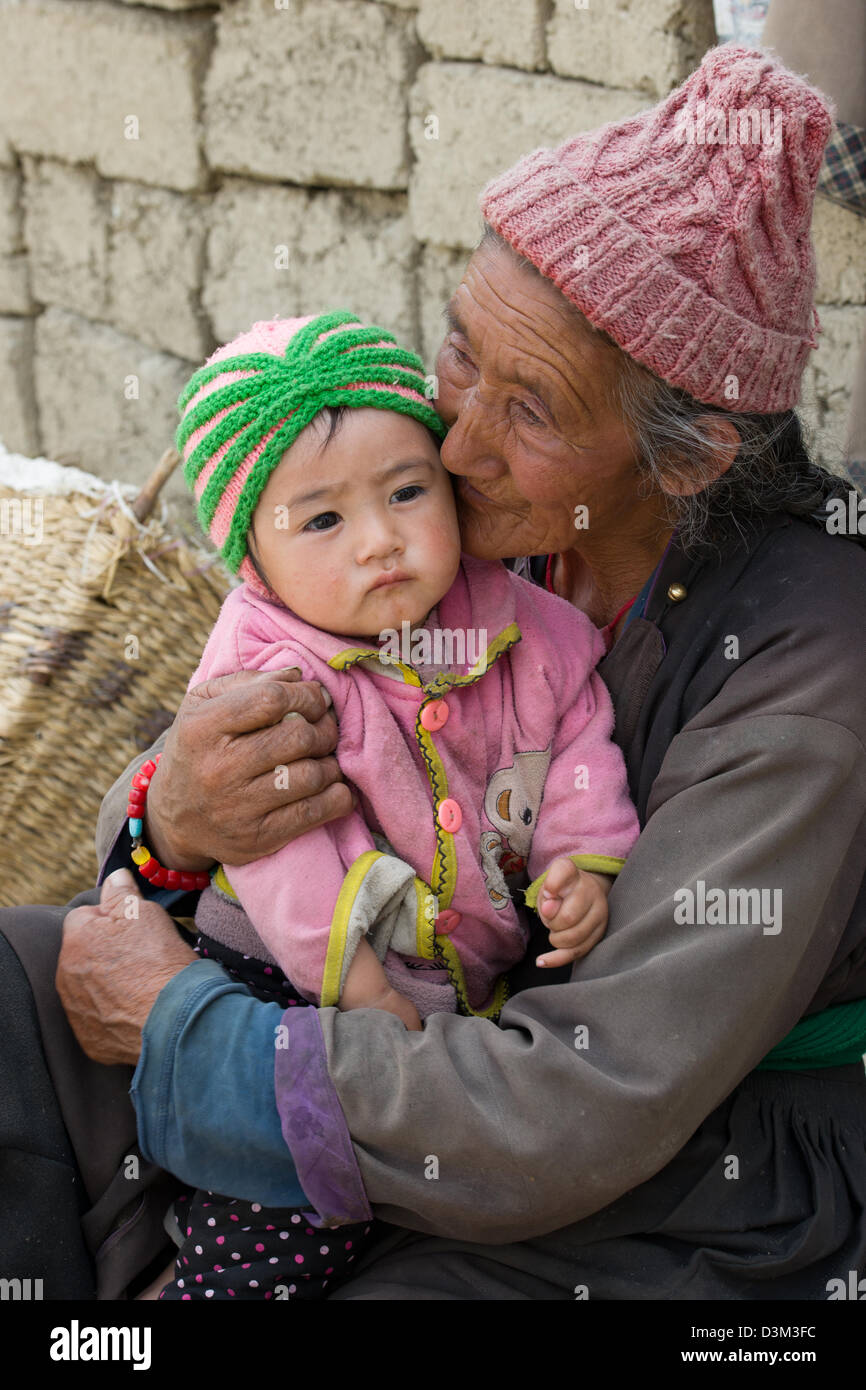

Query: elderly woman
4;44;866;1300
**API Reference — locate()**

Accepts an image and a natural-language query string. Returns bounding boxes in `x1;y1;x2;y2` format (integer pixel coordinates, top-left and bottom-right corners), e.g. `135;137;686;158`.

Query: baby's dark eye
304;511;340;532
391;485;424;503
520;807;533;825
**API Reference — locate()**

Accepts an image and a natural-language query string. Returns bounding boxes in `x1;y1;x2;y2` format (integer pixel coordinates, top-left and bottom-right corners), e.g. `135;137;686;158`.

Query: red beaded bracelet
127;753;211;892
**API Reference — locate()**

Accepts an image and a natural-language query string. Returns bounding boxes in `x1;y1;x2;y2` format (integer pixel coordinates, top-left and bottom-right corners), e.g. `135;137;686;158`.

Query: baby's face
249;407;462;639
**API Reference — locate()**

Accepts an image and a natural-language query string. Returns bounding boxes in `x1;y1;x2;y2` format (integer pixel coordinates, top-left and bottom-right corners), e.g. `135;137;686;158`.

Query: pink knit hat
480;45;834;413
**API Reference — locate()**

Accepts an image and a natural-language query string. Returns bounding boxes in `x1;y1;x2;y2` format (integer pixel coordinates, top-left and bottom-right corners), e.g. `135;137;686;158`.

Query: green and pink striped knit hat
177;311;447;600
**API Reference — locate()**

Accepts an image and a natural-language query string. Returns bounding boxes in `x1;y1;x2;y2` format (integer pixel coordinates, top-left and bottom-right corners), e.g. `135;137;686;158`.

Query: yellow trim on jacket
321;850;385;1007
324;622;522;1019
523;854;627;911
212;863;238;900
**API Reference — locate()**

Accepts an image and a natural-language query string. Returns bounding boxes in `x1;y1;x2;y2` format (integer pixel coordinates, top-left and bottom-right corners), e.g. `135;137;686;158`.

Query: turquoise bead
129;818;143;837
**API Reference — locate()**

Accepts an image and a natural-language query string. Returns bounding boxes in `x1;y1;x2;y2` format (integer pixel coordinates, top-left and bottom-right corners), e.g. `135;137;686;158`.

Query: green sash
756;998;866;1071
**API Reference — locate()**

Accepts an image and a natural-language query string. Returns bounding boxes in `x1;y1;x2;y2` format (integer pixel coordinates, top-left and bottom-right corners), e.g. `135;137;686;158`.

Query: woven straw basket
0;445;233;908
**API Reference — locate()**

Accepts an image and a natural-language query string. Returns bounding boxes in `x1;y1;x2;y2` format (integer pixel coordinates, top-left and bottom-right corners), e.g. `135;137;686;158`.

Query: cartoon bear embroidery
480;749;552;909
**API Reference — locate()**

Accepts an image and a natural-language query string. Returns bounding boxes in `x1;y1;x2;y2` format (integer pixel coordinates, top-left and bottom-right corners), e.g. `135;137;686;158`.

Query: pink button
420;699;449;732
437;798;462;833
435;909;462;934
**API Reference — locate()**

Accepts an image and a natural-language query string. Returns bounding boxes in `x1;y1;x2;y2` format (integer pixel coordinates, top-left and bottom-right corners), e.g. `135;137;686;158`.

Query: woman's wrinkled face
434;238;643;560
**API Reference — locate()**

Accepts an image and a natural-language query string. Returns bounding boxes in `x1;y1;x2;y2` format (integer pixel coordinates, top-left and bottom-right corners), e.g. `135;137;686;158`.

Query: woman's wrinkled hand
57;869;197;1066
144;667;355;871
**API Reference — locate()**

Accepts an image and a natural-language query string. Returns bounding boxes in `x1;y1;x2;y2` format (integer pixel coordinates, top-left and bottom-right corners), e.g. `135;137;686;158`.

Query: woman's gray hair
607;356;854;557
480;224;858;557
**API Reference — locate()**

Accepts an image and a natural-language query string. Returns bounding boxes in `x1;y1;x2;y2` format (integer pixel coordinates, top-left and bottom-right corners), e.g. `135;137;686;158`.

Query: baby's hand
536;858;612;968
369;986;423;1032
339;936;423;1030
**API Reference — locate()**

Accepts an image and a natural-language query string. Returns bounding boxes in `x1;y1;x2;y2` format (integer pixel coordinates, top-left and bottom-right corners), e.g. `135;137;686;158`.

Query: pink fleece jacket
188;554;640;1017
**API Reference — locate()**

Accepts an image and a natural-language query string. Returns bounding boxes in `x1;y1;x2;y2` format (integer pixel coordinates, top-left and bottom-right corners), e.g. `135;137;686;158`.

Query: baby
145;311;640;1299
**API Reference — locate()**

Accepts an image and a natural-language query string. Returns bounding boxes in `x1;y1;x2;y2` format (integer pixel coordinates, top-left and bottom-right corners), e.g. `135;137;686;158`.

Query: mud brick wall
0;0;863;525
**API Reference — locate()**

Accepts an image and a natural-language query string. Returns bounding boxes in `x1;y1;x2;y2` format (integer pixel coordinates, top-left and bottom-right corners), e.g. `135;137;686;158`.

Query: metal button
667;582;687;602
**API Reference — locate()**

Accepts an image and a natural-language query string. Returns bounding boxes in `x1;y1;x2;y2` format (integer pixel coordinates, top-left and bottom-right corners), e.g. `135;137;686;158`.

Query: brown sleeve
315;701;866;1243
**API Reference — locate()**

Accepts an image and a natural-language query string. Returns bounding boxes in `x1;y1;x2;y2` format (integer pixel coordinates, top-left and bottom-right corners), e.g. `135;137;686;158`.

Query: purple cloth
274;1006;371;1229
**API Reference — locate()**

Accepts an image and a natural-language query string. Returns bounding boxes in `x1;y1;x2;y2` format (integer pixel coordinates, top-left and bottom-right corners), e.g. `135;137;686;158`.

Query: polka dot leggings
159;1189;374;1301
159;935;376;1300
